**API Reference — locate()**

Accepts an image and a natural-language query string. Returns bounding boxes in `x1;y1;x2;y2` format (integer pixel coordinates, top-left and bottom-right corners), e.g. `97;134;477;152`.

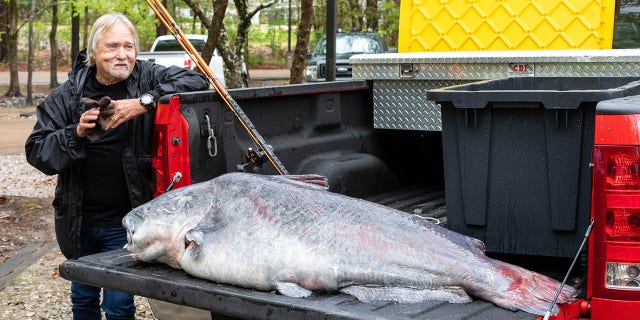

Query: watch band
139;93;156;112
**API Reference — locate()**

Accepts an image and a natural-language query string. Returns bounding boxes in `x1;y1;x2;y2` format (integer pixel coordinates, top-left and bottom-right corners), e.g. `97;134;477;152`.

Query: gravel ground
0;243;158;320
0;154;57;198
0;149;157;318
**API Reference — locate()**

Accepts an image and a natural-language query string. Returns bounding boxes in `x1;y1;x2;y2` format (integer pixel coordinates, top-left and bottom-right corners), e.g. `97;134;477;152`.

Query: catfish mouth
123;226;136;258
122;211;142;256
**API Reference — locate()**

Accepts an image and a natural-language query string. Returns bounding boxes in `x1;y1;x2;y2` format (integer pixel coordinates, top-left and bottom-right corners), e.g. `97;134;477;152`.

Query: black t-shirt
80;74;132;227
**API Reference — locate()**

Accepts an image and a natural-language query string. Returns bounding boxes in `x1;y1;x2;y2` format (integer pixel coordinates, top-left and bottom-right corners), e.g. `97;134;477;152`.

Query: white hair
84;13;139;67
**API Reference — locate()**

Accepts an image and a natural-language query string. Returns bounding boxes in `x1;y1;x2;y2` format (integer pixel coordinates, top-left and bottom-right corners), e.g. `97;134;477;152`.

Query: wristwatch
139;93;156;112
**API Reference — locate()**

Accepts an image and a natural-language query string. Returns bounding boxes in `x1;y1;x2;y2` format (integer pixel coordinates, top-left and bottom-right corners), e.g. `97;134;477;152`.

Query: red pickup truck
59;0;640;318
61;69;640;319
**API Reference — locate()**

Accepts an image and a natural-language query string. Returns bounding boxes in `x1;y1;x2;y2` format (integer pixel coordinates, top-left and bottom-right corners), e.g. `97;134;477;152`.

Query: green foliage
9;0;400;69
247;52;286;68
380;0;400;48
224;14;239;47
53;0;162;50
309;29;325;52
247;54;262;67
246;27;292;68
260;5;288;25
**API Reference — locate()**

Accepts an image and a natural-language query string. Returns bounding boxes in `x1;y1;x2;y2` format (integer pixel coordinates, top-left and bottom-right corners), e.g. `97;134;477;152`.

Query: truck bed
59;188;537;320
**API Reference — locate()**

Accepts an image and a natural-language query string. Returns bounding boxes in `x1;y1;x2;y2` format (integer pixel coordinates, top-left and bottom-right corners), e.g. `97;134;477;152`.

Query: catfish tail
472;260;577;316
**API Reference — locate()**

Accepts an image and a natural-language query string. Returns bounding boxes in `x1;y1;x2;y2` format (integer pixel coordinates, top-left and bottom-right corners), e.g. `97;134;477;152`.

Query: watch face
141;94;153;105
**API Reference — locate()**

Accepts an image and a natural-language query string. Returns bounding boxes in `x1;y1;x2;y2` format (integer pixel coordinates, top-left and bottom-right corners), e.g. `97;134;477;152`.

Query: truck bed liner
59;187;537;320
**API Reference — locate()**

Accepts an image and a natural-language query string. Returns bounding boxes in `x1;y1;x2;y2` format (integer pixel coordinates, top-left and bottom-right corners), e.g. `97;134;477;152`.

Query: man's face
93;22;136;85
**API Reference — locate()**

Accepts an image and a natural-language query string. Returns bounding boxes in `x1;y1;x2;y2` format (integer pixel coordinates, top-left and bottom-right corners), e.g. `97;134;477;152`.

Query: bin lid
427;77;640;109
596;94;640;115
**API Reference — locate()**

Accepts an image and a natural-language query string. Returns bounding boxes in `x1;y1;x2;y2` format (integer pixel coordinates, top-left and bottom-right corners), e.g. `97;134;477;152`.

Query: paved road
0;69;290;85
0;70;71;85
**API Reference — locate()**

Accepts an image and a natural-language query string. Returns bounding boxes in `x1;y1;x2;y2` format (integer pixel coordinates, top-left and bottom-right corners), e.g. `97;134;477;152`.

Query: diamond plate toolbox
351;49;640;131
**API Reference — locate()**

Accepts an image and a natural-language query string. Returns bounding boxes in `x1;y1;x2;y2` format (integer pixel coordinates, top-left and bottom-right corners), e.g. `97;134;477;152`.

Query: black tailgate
60;249;536;320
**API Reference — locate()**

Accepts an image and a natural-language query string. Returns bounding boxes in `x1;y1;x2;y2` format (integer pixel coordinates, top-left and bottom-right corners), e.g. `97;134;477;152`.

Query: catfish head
122;180;219;269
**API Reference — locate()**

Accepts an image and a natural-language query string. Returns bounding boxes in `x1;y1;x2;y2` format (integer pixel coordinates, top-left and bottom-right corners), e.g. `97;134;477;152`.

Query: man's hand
102;98;147;130
77;103;101;141
78;96;148;141
79;97;115;141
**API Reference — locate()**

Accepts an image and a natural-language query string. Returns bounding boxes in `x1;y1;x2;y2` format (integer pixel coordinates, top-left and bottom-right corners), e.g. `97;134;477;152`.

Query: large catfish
123;172;576;315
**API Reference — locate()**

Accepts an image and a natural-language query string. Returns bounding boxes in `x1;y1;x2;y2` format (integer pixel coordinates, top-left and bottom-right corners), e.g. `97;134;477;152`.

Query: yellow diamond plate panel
398;0;616;52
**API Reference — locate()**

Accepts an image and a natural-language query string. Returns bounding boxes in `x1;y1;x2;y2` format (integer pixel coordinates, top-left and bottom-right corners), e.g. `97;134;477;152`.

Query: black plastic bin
427;77;640;257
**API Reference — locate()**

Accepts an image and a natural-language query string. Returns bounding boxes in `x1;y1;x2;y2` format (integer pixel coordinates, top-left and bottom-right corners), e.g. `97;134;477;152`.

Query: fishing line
543;218;594;320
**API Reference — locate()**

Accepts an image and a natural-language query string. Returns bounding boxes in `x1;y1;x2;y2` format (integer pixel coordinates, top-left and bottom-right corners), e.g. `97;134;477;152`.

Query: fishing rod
144;0;289;175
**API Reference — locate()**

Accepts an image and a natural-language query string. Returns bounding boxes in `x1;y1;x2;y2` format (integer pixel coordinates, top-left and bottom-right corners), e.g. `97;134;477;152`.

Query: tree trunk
156;0;168;36
83;6;89;49
365;0;378;31
231;0;250;88
181;0;217;74
27;0;35;106
209;0;227;56
0;0;8;63
50;0;59;88
5;0;21;98
229;0;277;88
290;0;313;84
210;0;231;83
181;0;275;88
216;24;238;86
71;2;80;63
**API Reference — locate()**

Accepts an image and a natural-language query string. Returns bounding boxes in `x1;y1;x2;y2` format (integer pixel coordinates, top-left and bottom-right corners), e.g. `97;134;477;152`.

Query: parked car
305;31;388;82
138;35;249;88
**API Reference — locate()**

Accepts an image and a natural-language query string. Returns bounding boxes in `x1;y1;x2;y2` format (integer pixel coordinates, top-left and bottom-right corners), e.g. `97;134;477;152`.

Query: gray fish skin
123;172;576;316
123;180;220;268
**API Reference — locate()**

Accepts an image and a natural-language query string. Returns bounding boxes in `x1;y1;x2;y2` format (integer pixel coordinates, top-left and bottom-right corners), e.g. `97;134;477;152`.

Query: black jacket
25;50;208;259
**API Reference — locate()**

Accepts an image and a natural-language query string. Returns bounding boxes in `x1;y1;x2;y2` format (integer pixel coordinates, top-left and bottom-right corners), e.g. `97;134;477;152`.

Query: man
25;14;208;319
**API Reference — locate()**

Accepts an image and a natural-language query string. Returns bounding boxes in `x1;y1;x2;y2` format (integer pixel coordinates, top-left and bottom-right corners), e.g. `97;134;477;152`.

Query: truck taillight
184;56;193;69
590;145;640;301
606;209;640;242
606;153;640;190
606;262;640;289
152;95;191;198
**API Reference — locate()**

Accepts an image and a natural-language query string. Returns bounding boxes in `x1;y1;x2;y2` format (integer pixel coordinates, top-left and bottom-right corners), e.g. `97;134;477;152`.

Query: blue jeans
70;224;135;320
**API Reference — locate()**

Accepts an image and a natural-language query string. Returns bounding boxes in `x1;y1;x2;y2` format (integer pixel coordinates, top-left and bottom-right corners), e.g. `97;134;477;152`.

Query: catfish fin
184;228;205;259
467;237;486;253
340;285;473;304
284;174;329;190
275;281;313;298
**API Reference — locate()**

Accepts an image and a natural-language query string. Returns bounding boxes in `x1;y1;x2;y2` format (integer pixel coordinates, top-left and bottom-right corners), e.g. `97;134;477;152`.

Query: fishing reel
237;147;267;173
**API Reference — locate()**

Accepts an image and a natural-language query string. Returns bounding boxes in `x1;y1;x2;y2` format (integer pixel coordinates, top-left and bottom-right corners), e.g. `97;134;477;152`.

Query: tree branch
182;0;211;29
247;0;278;21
